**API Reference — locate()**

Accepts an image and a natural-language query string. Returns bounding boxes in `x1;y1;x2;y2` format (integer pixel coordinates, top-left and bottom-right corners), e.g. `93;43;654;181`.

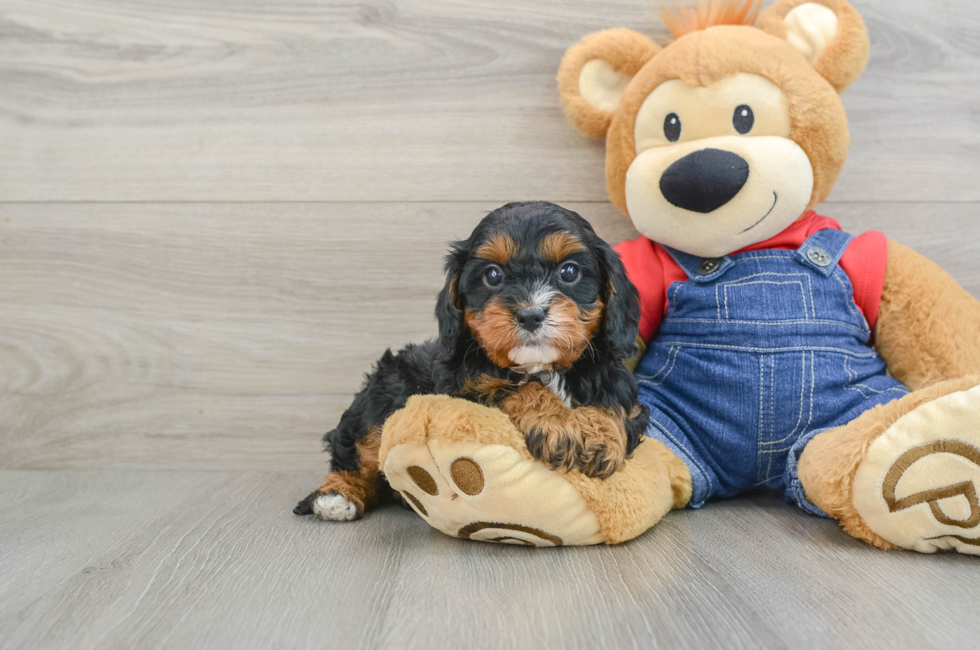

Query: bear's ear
759;0;869;93
557;29;660;138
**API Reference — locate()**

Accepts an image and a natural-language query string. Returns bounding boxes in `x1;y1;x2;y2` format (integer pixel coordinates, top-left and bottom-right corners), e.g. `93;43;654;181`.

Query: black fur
294;201;648;515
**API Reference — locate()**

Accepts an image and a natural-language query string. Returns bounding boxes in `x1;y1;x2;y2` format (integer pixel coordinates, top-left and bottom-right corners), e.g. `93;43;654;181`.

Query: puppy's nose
659;148;749;213
515;307;547;333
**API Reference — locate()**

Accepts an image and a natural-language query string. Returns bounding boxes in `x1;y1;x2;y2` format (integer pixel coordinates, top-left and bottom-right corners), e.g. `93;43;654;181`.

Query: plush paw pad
382;440;603;546
853;385;980;554
312;492;359;522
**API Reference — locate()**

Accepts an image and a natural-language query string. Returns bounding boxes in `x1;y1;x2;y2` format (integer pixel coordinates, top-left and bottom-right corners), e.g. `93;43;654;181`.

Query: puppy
294;201;649;521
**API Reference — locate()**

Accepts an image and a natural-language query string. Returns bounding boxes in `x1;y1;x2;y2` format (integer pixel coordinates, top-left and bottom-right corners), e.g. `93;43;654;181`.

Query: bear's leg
797;375;980;553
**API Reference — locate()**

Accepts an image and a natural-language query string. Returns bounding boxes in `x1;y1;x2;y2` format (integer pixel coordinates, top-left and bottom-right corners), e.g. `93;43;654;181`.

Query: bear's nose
659;148;750;213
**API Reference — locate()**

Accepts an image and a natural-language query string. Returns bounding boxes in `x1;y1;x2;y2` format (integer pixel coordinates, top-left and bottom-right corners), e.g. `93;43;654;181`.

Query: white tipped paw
312;492;359;521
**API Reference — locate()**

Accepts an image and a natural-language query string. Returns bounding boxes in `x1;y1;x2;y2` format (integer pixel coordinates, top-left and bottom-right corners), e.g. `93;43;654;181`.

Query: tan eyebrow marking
539;231;587;262
476;233;519;264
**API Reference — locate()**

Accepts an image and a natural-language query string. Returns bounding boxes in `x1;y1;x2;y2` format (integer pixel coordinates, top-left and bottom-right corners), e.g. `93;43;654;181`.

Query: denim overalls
635;228;908;515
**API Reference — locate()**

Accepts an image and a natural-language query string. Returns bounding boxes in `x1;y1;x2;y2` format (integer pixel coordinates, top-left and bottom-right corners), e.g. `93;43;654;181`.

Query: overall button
807;246;832;267
697;258;721;275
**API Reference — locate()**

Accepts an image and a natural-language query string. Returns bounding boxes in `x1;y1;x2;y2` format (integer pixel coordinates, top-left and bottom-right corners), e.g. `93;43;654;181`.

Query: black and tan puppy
294;201;648;521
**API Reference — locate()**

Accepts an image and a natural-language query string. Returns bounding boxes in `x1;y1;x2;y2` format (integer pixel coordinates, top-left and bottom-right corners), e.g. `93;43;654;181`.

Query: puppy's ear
434;240;469;347
595;240;641;360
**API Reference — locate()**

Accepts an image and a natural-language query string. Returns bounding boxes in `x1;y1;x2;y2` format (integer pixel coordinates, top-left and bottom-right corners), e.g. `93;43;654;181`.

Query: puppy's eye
733;104;754;134
663;113;681;142
483;265;504;288
559;262;580;285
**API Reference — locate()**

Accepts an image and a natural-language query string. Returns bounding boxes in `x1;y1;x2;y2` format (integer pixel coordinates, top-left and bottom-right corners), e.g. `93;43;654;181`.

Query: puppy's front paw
525;425;582;473
574;407;629;479
312;491;361;521
578;439;626;479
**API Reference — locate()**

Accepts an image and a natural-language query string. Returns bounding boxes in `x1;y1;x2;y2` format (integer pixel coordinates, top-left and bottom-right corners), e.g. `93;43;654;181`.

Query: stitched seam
636;346;679;385
764;426;833;458
648;417;714;494
805;275;815;320
832;269;870;333
806;351;815;438
670;281;686;310
734;254;795;262
649;346;679;386
762;351;808;447
766;352;817;455
662;318;867;335
842;356;870;399
760;355;776;480
720;271;809;282
722;279;810;320
846;382;907;398
635;345;674;381
757;356;765;482
653;341;878;357
842;355;906;399
801;231;852;261
761;445;796;455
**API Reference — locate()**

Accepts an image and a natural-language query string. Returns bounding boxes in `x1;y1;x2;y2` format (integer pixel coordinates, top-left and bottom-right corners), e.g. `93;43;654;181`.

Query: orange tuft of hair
658;0;763;39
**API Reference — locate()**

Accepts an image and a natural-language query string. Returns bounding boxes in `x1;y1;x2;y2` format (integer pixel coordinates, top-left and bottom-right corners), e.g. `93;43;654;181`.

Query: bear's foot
801;376;980;554
378;394;691;546
384;439;603;546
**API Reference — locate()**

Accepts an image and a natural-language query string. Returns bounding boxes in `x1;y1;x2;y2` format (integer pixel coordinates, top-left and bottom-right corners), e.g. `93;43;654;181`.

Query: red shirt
614;211;888;342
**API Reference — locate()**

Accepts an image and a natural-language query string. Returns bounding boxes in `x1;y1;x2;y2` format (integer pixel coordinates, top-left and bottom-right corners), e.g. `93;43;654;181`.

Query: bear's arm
874;239;980;391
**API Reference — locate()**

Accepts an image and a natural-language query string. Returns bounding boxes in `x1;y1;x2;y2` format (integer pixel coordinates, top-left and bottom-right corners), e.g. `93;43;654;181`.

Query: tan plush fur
557;0;868;216
564;437;692;544
758;0;870;92
557;29;660;138
798;376;980;550
379;395;535;469
875;240;980;391
379;394;690;544
606;26;850;213
660;0;763;39
378;0;979;550
553;0;980;553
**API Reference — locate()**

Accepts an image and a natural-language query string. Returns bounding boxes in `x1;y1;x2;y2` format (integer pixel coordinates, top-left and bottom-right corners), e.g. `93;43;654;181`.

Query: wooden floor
1;0;979;648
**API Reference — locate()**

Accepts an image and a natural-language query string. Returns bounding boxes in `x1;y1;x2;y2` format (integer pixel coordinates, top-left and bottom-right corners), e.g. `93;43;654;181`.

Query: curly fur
295;202;648;518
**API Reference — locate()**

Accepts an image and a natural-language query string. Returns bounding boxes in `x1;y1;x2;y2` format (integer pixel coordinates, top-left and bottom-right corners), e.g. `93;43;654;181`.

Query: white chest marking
544;373;571;407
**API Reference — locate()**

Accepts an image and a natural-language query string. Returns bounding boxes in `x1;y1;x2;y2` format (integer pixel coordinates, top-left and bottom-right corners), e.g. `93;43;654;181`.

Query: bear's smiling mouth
739;191;778;233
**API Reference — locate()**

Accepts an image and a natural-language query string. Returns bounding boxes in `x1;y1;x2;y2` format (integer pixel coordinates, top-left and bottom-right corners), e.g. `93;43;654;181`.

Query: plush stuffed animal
380;0;980;552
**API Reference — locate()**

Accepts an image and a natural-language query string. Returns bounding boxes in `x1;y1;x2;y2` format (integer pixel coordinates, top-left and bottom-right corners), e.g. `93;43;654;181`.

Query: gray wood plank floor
2;0;979;647
3;472;979;650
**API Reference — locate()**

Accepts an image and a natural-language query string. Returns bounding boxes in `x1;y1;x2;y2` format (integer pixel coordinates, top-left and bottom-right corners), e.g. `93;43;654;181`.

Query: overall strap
663;246;736;283
795;228;854;277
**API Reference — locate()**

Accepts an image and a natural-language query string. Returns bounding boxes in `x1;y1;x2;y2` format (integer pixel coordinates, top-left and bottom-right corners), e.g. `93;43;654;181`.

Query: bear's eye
733;104;754;134
663;113;681;142
483;265;504;288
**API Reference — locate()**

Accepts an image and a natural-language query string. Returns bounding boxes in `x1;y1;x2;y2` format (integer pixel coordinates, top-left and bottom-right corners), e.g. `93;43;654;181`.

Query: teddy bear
378;0;980;552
